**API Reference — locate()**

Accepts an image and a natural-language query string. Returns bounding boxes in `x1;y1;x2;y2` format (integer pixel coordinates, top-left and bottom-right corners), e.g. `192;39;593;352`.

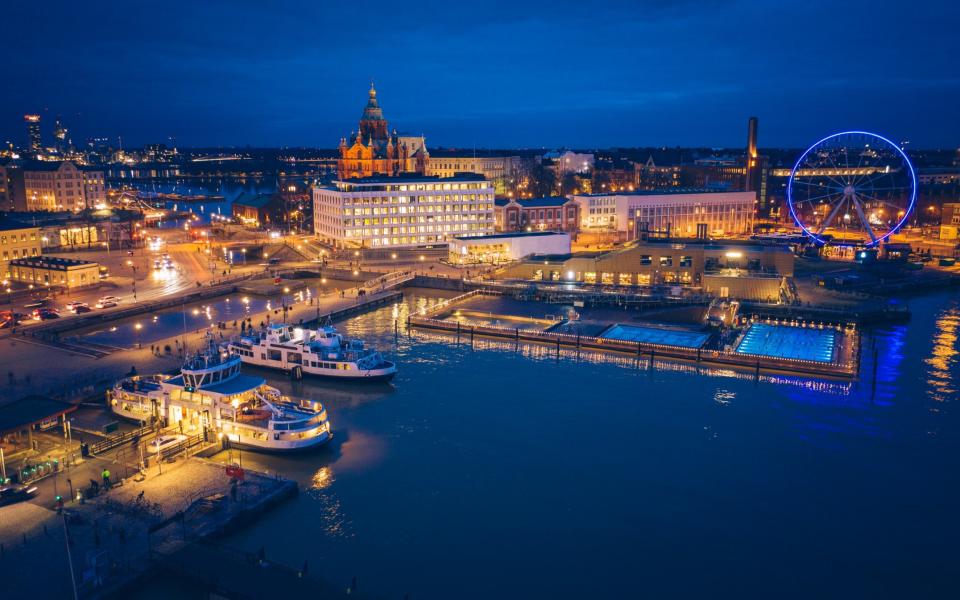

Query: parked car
148;434;187;454
32;308;61;320
95;296;121;309
0;484;39;507
65;301;90;313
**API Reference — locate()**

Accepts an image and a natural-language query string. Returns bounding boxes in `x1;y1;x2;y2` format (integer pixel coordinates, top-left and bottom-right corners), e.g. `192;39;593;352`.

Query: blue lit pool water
600;323;710;348
736;323;836;363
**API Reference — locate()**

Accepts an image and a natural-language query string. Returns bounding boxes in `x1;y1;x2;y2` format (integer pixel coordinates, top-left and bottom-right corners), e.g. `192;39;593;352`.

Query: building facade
313;174;494;248
448;231;571;265
0;217;42;278
499;239;793;301
7;161;107;211
24;114;41;153
427;155;523;195
940;203;960;241
572;190;755;239
232;192;284;228
544;150;595;174
8;255;101;289
494;197;580;233
337;84;429;179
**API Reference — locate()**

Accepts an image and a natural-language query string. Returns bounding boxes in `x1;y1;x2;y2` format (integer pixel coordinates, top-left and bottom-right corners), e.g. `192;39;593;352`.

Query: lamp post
127;260;138;302
135;322;142;349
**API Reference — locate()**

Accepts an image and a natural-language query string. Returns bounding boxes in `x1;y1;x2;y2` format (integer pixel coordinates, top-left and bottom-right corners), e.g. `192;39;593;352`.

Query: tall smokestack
745;116;758;192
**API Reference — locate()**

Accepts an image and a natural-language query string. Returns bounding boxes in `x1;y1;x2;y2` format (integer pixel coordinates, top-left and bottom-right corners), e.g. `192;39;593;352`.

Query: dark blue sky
2;0;958;149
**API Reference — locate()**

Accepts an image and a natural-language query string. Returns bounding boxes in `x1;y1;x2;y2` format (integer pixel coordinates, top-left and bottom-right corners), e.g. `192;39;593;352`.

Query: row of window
638;255;694;267
2;248;40;260
1;233;36;244
343;204;493;215
336;182;491;192
344;223;491;237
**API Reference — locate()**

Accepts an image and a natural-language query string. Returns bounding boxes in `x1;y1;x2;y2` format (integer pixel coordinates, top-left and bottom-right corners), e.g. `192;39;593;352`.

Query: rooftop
165;373;266;395
233;192;279;208
510;196;572;208
0;395;76;434
333;172;488;185
453;231;569;241
0;216;34;231
9;256;99;269
576;188;749;197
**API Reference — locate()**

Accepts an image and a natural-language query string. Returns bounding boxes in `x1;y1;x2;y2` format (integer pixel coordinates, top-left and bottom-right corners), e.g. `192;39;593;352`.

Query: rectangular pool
600;324;711;349
735;323;837;363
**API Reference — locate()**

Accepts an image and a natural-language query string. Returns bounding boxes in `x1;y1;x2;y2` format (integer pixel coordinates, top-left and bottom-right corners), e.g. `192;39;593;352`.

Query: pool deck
409;290;859;379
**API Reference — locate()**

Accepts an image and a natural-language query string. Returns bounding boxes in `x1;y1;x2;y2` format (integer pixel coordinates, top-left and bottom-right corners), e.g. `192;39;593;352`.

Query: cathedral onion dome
361;82;384;121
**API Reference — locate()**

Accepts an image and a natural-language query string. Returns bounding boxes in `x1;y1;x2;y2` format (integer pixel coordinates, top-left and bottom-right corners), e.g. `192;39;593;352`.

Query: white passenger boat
109;334;332;451
225;322;397;382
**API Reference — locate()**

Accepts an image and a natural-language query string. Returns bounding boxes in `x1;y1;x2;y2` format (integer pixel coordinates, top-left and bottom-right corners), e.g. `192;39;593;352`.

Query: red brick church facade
337;83;429;179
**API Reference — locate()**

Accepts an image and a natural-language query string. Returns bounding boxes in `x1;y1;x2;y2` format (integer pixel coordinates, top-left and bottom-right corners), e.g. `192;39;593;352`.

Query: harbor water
149;290;960;598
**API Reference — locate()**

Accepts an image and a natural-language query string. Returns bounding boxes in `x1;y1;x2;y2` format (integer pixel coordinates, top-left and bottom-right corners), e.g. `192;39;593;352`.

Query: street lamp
135;323;142;349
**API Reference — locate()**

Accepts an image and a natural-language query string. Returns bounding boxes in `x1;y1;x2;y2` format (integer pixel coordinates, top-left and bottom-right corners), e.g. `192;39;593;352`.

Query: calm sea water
188;290;960;598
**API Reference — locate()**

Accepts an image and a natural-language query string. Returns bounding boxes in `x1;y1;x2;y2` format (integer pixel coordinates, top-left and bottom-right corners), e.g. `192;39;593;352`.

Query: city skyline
2;0;959;149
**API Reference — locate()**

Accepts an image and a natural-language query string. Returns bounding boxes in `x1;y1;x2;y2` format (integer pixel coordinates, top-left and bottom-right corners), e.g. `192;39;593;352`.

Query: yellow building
498;239;793;302
8;256;101;289
939;203;960;241
0;217;42;278
9;160;106;212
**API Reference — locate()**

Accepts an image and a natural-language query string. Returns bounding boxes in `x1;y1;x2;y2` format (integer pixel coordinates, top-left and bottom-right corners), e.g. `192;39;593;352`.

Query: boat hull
236;354;397;382
225;429;332;453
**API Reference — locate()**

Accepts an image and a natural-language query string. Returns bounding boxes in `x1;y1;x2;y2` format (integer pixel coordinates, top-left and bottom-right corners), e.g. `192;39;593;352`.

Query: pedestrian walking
101;468;111;489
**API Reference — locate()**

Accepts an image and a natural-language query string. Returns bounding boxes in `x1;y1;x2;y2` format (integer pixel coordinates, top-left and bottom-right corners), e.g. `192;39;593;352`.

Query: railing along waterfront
408;291;858;378
409;315;857;378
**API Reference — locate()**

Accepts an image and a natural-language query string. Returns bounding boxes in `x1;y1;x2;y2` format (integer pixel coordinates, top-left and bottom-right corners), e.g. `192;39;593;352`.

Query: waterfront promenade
0;275;407;403
0;456;363;598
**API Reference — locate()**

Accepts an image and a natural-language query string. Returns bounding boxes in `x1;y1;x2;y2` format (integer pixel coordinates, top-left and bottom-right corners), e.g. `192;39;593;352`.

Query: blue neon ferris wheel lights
787;130;917;247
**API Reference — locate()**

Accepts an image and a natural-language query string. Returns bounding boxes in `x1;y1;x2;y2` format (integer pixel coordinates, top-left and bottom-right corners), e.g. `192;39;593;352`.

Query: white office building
313;174;495;248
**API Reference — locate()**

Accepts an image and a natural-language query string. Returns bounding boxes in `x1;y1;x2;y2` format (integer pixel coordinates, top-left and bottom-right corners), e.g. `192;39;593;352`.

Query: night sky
2;0;958;149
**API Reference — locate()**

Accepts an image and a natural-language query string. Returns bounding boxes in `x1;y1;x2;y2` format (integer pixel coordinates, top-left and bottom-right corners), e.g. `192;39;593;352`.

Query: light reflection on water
206;290;960;600
926;306;958;404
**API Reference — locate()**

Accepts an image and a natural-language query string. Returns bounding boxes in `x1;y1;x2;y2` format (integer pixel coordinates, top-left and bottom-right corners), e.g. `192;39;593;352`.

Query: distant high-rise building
745;116;758;192
53;117;69;153
23;114;41;152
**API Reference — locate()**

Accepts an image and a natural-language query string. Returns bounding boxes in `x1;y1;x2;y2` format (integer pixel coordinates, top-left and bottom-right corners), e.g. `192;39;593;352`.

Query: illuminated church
337;83;429;179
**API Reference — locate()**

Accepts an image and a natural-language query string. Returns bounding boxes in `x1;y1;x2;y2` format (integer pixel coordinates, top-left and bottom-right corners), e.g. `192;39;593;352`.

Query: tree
527;161;557;197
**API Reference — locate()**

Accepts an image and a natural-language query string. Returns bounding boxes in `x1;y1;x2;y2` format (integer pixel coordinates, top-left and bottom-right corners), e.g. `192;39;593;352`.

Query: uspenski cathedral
337;83;429;179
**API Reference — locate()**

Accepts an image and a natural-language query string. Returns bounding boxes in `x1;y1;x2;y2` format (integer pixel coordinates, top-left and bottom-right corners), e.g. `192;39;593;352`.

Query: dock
0;457;364;599
408;290;859;379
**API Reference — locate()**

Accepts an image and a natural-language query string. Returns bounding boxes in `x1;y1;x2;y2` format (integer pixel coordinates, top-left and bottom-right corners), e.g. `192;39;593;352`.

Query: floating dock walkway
408;290;859;379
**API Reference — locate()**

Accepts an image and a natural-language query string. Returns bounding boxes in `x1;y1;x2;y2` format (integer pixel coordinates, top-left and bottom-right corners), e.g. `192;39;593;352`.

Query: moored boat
226;322;397;382
109;334;332;451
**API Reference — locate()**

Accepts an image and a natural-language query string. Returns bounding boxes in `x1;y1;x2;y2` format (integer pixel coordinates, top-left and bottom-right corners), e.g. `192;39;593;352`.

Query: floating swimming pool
600;324;711;348
735;323;837;363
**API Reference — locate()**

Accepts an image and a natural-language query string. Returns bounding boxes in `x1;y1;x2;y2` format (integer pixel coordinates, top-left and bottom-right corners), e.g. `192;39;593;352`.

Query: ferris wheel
787;131;917;247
